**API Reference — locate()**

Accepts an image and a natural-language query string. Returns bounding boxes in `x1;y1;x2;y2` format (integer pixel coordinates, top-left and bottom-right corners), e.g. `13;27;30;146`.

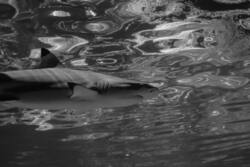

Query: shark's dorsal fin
39;48;61;68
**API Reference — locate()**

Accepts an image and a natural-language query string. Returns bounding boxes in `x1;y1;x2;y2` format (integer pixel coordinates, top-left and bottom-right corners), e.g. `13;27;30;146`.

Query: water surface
1;0;250;166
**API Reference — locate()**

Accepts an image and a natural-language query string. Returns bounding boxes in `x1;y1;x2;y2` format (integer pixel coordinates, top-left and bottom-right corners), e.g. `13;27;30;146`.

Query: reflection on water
1;0;250;166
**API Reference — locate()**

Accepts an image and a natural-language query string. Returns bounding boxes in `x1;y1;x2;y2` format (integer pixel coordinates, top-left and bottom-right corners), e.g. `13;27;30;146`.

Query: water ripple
1;0;250;167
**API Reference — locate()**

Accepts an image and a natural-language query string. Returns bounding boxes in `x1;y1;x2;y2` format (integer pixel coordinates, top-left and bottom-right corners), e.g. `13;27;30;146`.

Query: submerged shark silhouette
0;48;159;112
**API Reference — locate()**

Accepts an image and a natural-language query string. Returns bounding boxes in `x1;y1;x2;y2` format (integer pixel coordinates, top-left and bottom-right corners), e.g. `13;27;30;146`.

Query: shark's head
126;83;159;100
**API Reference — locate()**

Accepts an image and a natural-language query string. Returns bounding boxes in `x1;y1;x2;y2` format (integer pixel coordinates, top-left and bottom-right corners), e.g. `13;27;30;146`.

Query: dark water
1;0;250;166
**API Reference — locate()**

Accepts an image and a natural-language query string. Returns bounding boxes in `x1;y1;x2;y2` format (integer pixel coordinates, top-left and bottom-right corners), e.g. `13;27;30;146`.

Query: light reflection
177;72;249;89
83;19;121;35
96;58;117;65
1;0;250;166
85;22;111;33
239;17;250;30
70;58;88;66
61;132;112;141
19;109;54;131
49;10;71;17
131;19;237;62
38;35;88;53
108;0;187;23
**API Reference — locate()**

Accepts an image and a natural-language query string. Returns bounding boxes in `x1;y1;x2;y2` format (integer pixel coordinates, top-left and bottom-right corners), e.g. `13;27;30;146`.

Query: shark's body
0;49;159;112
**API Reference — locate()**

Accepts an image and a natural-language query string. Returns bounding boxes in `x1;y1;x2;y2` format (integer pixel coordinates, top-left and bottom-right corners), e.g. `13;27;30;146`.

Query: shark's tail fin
0;94;19;101
0;73;18;101
0;73;12;82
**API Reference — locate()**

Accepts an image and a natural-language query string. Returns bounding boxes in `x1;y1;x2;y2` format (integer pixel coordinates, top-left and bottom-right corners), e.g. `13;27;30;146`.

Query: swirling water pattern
1;0;250;167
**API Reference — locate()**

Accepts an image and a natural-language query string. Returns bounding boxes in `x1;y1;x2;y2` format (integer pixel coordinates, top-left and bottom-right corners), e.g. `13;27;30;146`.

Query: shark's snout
135;86;159;100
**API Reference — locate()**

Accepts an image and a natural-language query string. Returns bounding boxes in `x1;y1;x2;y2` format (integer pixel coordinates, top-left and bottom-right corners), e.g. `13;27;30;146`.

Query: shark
0;48;159;112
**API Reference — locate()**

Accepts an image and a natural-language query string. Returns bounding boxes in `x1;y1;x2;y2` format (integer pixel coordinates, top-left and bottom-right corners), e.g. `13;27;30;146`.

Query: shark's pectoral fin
69;83;98;101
